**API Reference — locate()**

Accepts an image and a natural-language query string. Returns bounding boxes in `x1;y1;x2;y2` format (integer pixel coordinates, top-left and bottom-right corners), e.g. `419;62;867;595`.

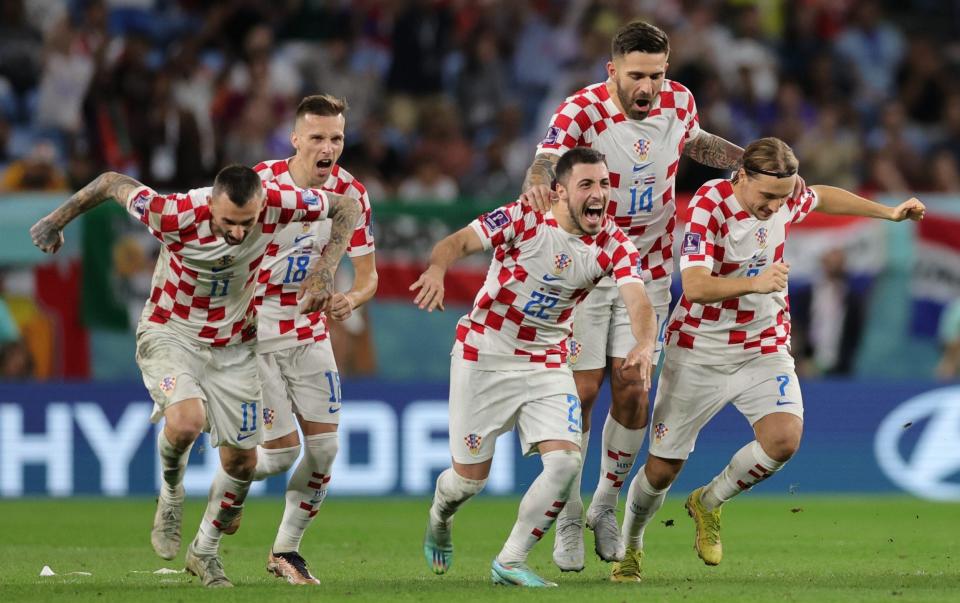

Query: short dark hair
556;147;607;185
612;20;670;57
296;94;348;120
212;165;263;206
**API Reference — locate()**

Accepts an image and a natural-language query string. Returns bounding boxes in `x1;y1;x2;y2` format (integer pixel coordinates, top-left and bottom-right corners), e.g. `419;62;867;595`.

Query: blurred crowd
1;0;960;200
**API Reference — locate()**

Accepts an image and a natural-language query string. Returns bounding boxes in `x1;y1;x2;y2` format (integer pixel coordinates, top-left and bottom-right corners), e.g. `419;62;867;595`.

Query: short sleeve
786;186;819;224
536;96;589;156
469;202;537;251
346;183;375;257
603;227;644;288
125;185;203;248
260;183;330;229
679;186;722;273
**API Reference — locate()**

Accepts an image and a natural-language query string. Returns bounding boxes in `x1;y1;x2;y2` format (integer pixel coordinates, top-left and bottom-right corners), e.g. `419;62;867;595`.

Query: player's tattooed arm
521;153;561;212
29;171;143;254
298;192;362;313
682;131;744;170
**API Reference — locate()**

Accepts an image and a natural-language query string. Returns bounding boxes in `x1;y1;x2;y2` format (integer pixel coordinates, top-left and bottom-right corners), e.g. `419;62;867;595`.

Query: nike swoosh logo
294;234;313;243
236;432;257;441
633;162;653;172
542;274;562;281
329;405;341;414
775;400;795;406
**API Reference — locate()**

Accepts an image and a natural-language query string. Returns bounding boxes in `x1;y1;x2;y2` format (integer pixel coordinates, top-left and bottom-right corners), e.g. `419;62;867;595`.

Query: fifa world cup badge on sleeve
482;209;510;232
132;190;150;215
681;232;703;256
542;125;561;146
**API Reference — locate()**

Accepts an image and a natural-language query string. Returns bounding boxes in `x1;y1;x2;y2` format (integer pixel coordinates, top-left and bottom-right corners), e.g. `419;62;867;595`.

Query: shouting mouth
633;97;652;113
316;158;333;171
583;202;604;228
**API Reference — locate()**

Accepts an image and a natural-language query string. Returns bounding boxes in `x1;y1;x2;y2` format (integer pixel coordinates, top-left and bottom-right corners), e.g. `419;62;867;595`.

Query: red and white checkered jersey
455;201;644;370
536;80;701;306
253;158;374;353
126;182;330;347
665;178;819;363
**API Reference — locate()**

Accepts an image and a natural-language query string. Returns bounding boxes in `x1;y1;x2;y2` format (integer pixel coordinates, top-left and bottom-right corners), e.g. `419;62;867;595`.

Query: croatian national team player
522;20;745;571
411;148;657;587
250;94;377;585
614;138;925;581
29;165;361;587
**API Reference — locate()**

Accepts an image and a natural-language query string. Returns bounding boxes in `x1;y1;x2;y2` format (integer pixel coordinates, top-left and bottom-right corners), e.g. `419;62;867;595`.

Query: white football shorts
257;339;341;440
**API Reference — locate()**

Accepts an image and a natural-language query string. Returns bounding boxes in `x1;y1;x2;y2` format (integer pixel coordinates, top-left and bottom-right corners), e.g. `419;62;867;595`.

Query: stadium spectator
835;0;905;116
0;0;43;121
398;158;459;204
791;248;866;376
0;140;67;192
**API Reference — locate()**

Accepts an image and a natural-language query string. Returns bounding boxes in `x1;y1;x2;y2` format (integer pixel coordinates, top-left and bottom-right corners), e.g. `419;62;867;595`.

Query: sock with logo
193;467;251;555
700;440;786;511
272;432;338;553
621;466;669;550
590;414;645;510
497;450;581;565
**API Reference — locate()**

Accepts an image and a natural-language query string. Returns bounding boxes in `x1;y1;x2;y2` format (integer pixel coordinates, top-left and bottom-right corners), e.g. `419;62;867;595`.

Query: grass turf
0;496;956;602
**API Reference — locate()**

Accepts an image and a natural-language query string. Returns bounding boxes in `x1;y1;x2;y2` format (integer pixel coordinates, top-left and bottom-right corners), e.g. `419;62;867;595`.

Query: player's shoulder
689;179;735;215
324;165;368;202
253;158;291;182
664;79;695;98
657;79;698;114
558;81;610;111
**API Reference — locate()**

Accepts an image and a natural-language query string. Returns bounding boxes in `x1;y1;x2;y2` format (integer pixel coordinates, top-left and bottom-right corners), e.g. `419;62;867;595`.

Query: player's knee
760;432;801;463
645;456;682;490
542;449;582;494
165;422;202;450
304;432;339;467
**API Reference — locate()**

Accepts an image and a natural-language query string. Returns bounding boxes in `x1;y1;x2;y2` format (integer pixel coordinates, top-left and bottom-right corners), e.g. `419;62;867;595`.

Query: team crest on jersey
553;253;572;275
542;125;562;146
131;190;151;215
464;433;483;457
681;232;702;255
215;255;235;268
301;222;311;233
654;422;669;443
482;209;510;232
159;376;177;396
755;227;768;249
634;138;651;161
262;407;276;430
568;338;582;365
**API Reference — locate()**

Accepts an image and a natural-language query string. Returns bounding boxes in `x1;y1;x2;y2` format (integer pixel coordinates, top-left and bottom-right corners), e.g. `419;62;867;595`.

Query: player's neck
553;206;585;237
605;80;626;115
287;156;324;189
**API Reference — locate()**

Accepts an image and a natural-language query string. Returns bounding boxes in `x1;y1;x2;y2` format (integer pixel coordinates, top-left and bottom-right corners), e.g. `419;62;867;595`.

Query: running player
412;148;657;587
30;165;361;587
613;137;925;581
249;94;377;585
522;20;745;570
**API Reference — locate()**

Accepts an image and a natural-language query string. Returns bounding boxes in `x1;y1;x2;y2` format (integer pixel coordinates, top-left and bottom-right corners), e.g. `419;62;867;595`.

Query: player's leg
494;383;582;587
184;344;262;587
587;302;668;562
137;329;207;560
252;350;301;481
617;359;726;579
687;357;804;566
262;343;341;584
553;286;612;570
425;358;503;575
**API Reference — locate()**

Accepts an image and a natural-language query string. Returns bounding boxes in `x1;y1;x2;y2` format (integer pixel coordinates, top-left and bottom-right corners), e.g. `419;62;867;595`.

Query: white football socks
621;466;669;550
555;431;589;524
273;432;338;553
701;440;785;511
253;444;301;481
194;467;251;555
157;429;192;501
497;449;581;566
591;414;645;509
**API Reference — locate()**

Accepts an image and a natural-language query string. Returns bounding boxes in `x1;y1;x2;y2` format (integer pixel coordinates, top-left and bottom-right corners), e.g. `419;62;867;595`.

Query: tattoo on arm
522;153;560;192
682;132;744;170
310;193;361;283
47;171;143;228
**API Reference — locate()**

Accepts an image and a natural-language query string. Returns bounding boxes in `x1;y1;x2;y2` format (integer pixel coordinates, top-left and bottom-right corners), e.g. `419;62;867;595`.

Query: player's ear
290;130;298;149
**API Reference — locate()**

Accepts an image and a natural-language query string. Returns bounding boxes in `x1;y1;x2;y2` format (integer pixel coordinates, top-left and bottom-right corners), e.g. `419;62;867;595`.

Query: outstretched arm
298;192;362;313
682;130;744;171
810;185;926;222
618;282;657;392
30;171;143;253
409;226;485;312
521;152;561;212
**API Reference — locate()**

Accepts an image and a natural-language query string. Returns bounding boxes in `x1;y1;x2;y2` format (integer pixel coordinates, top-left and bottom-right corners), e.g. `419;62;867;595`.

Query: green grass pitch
1;496;956;602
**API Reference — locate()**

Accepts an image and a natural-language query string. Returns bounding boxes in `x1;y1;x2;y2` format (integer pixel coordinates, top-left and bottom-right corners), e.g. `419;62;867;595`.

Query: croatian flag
911;214;960;337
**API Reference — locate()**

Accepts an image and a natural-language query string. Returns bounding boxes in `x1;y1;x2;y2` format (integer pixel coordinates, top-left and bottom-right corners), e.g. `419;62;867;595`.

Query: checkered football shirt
126;182;330;347
252;159;374;353
536;79;701;306
455;201;644;370
666;178;819;363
